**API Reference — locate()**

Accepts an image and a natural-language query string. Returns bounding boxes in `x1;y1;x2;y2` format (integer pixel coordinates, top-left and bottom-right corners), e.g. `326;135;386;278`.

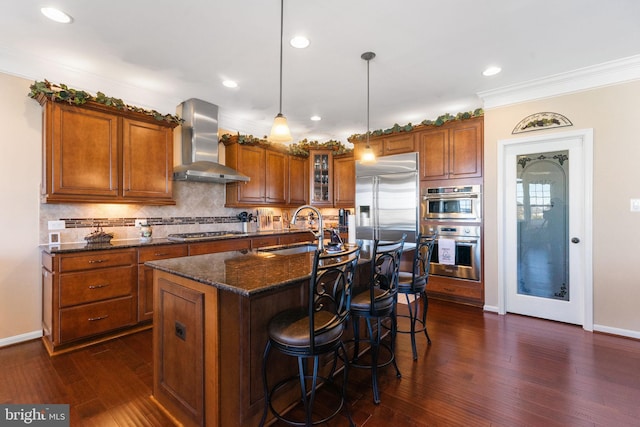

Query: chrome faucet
291;205;324;251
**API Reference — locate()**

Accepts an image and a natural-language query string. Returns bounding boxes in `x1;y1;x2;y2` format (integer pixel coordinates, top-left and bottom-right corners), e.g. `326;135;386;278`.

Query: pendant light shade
360;51;377;164
269;0;292;143
270;113;292;142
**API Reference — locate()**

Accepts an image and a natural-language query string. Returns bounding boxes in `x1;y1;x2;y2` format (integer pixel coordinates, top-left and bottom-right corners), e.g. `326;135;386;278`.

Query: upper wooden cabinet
418;117;483;181
309;149;333;208
288;155;308;206
352;132;416;161
224;140;304;207
38;96;176;205
333;153;355;208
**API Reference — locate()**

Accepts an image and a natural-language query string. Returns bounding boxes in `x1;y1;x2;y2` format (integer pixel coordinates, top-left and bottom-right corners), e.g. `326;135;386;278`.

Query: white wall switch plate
48;220;66;230
631;199;640;212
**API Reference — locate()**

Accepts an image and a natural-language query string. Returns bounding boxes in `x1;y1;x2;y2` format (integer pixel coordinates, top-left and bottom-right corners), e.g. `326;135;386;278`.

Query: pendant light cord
361;52;376;147
278;0;284;115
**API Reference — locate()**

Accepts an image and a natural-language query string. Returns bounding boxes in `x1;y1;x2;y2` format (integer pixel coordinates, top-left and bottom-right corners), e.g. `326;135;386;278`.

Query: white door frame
497;128;593;331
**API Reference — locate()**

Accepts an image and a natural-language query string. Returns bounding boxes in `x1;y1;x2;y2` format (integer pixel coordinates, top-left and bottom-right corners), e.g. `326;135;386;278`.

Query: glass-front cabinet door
309;149;333;207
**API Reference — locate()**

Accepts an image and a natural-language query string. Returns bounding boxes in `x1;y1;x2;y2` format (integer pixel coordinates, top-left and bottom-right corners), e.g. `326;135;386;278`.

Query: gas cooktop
166;231;245;242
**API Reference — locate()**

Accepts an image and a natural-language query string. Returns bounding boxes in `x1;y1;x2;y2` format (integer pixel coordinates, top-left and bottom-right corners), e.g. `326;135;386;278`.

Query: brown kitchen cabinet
333;153;355;207
41;248;140;355
352;132;415;161
137;244;189;322
36;95;176;205
309;149;334;207
418;117;483;181
224;141;293;207
287;155;308;206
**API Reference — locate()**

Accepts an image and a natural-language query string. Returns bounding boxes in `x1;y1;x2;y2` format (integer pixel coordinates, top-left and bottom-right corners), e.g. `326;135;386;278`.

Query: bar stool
397;233;437;360
259;243;361;427
349;235;406;404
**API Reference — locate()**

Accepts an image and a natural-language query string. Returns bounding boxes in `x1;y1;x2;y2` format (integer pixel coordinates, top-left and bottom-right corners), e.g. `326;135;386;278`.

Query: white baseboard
0;330;42;348
483;305;499;313
593;324;640;340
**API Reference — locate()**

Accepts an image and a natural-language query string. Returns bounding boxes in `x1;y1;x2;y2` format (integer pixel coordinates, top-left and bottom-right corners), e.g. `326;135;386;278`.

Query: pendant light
360;51;376;163
269;0;292;143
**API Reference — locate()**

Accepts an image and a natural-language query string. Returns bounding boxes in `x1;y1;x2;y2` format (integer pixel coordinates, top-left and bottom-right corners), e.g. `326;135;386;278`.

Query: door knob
571;237;580;244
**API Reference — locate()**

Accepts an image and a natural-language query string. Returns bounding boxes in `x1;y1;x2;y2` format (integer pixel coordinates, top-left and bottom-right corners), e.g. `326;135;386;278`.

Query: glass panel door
516;151;569;300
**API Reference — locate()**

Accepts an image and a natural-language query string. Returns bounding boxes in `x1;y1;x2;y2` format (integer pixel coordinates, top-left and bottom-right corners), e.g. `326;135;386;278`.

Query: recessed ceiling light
290;36;310;49
483;66;502;76
41;7;73;24
310;115;321;121
222;80;238;88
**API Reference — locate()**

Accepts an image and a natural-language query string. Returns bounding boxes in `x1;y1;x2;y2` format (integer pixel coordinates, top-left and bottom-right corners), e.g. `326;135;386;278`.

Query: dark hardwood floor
2;299;639;426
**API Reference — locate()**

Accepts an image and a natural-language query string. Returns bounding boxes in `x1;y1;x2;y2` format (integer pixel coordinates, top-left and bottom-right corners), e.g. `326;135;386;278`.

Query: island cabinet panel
38;95;176;205
138;244;188;322
41;249;139;355
153;272;212;427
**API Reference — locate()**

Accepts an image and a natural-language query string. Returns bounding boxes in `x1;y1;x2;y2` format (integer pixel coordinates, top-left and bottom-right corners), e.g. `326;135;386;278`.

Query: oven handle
423;193;480;200
440;239;478;245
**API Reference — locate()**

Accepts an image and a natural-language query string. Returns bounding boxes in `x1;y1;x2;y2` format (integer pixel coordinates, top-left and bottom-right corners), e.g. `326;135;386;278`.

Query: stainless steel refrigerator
355;152;419;242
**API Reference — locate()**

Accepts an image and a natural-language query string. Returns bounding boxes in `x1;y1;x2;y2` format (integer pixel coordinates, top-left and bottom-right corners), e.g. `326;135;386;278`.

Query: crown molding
478;54;640;109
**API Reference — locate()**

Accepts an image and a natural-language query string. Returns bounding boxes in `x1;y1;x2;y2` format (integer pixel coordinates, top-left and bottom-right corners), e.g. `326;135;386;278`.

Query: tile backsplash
39;181;251;244
39;181;341;244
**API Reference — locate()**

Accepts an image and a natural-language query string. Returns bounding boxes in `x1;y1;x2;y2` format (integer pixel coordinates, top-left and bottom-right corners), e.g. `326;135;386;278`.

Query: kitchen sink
258;243;317;256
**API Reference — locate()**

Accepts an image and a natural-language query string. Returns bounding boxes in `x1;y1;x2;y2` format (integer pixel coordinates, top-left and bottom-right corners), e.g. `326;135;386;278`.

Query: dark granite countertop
40;229;314;254
146;242;374;297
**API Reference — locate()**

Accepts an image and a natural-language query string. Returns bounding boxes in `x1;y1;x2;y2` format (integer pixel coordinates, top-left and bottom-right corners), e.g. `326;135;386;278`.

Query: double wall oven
421;185;482;282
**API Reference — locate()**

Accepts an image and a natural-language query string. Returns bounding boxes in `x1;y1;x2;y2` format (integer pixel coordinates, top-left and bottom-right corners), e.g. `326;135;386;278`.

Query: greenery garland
28;80;182;124
220;134;353;157
348;108;484;141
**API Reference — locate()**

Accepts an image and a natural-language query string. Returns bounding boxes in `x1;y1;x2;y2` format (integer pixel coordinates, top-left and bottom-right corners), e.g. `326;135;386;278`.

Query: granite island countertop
145;241;374;297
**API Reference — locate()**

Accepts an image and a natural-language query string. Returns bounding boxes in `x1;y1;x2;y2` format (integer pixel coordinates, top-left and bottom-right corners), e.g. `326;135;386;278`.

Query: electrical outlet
134;219;146;228
631;199;640;212
48;220;66;230
48;232;61;245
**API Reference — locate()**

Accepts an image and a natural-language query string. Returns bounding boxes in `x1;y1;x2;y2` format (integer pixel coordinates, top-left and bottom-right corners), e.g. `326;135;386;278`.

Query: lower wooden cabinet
138;244;189;322
41;232;314;355
42;248;138;354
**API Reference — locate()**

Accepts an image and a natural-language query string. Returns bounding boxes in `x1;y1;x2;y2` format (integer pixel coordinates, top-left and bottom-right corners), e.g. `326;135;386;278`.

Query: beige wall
484;80;640;335
0;73;42;342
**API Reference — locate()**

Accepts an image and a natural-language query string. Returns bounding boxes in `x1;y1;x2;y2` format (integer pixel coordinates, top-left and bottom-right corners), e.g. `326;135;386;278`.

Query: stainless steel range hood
173;98;250;183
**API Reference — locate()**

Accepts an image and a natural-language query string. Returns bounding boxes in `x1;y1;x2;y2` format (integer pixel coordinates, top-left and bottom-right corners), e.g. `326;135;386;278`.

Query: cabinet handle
443;287;455;292
88;259;106;264
88;284;110;289
154;252;169;257
88;315;109;322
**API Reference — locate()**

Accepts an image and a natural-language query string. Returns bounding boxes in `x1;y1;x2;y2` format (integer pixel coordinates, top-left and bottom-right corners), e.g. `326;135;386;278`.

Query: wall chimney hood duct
173;98;250;183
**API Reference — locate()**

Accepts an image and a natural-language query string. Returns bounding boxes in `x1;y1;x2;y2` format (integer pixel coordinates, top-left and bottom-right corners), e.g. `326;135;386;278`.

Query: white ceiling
2;0;640;143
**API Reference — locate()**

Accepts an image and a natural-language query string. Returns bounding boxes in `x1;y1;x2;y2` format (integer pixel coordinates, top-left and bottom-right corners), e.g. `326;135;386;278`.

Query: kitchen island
146;244;371;427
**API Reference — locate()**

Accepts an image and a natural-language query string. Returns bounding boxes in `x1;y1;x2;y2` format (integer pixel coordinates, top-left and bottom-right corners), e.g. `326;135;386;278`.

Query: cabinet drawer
278;232;313;245
60;296;136;342
251;236;280;249
60;250;136;272
189;239;251;256
60;266;136;307
428;280;482;300
138;244;188;263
